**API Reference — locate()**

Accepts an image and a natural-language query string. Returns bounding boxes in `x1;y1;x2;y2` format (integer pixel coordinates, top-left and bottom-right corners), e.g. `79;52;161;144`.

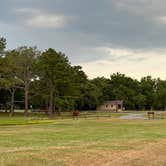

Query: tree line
0;37;166;116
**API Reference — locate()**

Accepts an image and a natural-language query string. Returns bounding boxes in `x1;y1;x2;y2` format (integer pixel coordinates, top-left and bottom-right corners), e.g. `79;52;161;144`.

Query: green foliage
133;94;146;110
35;48;85;113
0;37;6;53
0;50;23;88
0;37;166;112
154;80;166;110
91;77;110;101
76;81;102;110
100;73;139;109
55;97;75;112
90;73;166;110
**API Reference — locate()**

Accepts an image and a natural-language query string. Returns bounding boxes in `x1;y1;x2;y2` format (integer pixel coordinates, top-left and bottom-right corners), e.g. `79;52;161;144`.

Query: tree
14;46;39;115
140;76;156;110
91;77;110;102
0;50;22;115
0;37;6;53
133;93;146;110
76;81;102;110
36;48;76;115
155;80;166;110
0;89;10;112
104;73;139;110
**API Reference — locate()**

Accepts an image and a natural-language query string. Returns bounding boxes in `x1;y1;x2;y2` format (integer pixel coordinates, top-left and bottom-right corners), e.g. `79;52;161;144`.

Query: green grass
0;113;166;165
0;118;51;126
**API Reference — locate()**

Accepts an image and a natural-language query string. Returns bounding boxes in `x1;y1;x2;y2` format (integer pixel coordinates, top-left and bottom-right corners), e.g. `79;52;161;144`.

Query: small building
97;100;123;112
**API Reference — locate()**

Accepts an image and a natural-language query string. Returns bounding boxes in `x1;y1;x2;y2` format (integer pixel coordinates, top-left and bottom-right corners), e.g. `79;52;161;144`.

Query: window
118;104;121;109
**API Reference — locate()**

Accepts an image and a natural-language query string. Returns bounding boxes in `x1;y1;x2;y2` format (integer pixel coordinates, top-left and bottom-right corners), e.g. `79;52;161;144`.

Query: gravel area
120;113;147;120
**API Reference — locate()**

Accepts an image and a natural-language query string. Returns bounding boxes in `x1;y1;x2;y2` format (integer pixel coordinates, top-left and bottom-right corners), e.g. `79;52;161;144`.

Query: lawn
0;113;166;166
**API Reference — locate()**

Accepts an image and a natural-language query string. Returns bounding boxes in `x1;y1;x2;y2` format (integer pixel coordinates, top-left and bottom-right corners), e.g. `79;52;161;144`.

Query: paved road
120;113;147;120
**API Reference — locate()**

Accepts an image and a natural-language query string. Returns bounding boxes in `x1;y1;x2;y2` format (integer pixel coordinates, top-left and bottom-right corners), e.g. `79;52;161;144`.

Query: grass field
0;112;166;166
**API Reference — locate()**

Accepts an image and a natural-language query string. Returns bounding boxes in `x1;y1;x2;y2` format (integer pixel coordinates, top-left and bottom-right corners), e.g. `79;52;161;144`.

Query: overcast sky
1;0;166;79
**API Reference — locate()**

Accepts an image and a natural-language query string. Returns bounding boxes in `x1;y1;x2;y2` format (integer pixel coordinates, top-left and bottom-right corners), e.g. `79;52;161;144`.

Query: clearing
0;112;166;166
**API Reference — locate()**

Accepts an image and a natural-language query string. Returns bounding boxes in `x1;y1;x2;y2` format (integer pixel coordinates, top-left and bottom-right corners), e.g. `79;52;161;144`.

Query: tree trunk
24;83;29;116
49;90;53;115
5;103;8;113
52;94;55;114
10;88;15;116
48;81;54;115
57;108;61;116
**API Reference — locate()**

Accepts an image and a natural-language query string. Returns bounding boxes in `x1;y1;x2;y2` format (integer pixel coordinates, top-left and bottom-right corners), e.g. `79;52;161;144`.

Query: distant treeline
0;37;166;115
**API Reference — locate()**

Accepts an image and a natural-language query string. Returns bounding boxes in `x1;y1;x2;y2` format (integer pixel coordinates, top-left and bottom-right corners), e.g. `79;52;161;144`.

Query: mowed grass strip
0;117;166;166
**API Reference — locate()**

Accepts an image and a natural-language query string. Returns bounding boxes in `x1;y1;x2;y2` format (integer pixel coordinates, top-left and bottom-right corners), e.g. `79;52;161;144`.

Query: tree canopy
0;37;166;115
0;37;6;53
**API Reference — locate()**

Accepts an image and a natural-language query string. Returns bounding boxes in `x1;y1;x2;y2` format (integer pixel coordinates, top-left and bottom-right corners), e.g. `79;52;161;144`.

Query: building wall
97;104;117;111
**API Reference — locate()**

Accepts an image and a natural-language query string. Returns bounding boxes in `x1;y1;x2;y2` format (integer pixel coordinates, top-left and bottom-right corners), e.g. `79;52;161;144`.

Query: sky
0;0;166;79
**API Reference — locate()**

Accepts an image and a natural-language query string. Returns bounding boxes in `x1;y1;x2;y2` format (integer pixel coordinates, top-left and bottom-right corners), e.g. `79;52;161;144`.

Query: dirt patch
1;139;166;166
67;139;166;166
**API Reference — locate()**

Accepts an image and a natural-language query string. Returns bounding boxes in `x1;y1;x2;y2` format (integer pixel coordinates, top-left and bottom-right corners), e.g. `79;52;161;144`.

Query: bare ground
56;139;166;166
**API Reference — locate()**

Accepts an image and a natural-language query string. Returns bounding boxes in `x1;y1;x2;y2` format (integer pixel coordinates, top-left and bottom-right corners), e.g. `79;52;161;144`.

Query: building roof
104;100;123;105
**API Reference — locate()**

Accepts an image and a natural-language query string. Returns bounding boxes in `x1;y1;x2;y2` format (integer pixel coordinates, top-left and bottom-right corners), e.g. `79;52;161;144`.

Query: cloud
113;0;166;16
14;7;74;29
26;14;67;29
98;47;158;62
14;7;40;15
78;47;166;79
1;0;166;79
155;16;166;24
113;0;166;27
